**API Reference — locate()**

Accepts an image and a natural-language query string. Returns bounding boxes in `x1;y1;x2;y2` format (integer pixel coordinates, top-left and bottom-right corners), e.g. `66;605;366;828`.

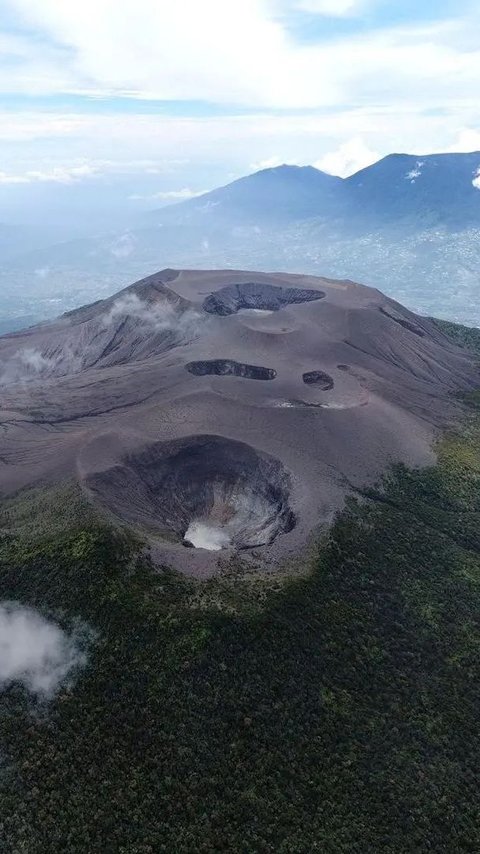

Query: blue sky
0;0;480;220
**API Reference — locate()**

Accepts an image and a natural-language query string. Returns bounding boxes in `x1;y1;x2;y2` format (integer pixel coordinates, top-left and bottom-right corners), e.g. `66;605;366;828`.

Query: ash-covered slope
0;268;478;575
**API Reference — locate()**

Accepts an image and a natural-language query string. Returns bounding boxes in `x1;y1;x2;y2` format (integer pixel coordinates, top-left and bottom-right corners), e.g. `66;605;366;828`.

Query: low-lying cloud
0;602;88;697
0;294;203;388
103;292;201;336
0;347;57;386
0;343;85;387
0;164;98;185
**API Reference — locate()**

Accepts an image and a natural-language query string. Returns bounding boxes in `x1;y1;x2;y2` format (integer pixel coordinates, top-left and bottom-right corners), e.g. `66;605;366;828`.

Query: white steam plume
0;602;88;698
19;348;55;373
0;347;57;386
0;344;84;387
184;521;231;551
103;292;201;335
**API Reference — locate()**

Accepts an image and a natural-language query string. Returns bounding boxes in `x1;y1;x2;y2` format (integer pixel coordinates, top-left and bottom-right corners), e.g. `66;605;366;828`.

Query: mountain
1;268;480;851
347;152;480;229
149;164;345;228
150;152;480;232
0;267;477;571
2;151;480;330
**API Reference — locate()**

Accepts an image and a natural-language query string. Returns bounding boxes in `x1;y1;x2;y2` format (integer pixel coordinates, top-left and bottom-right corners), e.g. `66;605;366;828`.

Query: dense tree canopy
0;326;479;853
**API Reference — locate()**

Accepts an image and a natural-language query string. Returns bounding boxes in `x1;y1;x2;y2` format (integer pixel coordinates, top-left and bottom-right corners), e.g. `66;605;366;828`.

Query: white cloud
103;292;201;334
0;602;87;697
446;129;480;152
0;344;85;385
107;233;137;259
4;0;480;113
473;167;480;190
7;0;325;108
0;171;29;184
0;347;57;384
129;187;206;201
315;137;380;176
0;162;97;184
19;348;55;372
296;0;367;16
0;30;84;97
0;113;88;142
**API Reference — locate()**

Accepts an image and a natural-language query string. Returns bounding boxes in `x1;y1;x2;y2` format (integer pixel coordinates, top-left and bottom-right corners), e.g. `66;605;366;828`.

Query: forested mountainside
0;321;479;853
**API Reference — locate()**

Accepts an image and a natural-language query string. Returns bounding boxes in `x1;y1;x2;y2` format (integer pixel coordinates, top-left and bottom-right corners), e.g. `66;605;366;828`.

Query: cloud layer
0;164;97;185
0;1;479;203
3;0;480;112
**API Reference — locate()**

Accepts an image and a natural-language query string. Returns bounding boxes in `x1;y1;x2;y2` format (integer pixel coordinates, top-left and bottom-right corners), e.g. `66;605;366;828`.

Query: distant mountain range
149;152;480;232
2;151;480;329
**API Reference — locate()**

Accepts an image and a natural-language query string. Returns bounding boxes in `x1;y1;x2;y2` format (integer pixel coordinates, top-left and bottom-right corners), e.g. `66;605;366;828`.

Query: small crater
203;282;325;316
302;370;334;390
337;364;350;371
186;359;276;381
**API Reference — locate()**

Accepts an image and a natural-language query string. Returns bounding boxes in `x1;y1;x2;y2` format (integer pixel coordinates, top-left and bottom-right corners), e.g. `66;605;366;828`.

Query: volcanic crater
1;267;478;575
87;435;295;551
202;281;326;315
185;359;276;381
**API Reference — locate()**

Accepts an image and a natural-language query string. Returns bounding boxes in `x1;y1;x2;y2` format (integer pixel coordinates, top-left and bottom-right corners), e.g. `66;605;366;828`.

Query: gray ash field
0;268;478;575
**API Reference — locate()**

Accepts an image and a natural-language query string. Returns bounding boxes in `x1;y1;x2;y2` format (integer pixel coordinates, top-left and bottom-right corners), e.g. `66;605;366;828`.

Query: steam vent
0;268;478;576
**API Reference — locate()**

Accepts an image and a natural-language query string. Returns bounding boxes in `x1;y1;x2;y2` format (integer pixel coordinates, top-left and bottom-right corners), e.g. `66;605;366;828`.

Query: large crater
87;436;295;551
185;359;276;380
203;282;326;316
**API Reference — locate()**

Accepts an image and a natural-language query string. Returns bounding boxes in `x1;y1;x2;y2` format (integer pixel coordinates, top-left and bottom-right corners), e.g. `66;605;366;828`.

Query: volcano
0;268;477;575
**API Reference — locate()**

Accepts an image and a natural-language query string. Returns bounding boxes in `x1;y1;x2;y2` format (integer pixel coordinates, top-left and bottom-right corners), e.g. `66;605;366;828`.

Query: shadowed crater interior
203;282;325;316
302;370;334;390
87;435;295;551
186;359;276;380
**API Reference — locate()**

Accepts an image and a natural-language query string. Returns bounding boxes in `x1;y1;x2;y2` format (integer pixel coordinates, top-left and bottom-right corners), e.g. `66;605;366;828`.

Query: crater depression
87;436;295;551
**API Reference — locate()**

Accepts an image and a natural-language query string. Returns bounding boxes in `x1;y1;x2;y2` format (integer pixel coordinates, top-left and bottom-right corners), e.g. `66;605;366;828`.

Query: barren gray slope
0;268;478;575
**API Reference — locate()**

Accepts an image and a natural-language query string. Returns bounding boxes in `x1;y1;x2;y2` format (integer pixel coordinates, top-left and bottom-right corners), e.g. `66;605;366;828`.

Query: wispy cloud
129;187;207;201
0;163;97;184
296;0;369;16
0;345;83;385
3;1;480;112
103;292;202;335
0;2;479;196
0;602;88;697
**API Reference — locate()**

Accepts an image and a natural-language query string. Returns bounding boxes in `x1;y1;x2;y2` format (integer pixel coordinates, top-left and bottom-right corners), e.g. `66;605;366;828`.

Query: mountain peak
256;163;323;175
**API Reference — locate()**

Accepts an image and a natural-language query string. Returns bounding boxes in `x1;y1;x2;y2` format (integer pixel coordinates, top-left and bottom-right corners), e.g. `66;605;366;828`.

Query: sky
1;0;480;224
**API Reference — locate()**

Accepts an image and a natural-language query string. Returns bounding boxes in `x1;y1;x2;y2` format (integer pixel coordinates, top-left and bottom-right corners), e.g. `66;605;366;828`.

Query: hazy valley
2;151;480;332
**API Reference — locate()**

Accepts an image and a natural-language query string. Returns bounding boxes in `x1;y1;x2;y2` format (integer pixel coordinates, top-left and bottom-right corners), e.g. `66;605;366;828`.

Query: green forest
0;326;479;853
